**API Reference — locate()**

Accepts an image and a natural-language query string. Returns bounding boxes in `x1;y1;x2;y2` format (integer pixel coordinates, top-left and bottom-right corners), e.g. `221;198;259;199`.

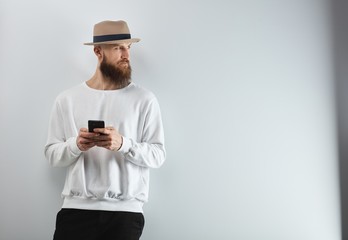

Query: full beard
99;57;132;88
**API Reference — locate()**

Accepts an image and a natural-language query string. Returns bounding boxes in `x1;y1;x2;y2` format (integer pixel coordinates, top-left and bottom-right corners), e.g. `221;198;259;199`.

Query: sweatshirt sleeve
44;100;82;167
118;97;166;168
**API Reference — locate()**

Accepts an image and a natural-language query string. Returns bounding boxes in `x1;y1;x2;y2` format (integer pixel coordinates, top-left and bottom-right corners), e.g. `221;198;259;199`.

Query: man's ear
94;46;103;59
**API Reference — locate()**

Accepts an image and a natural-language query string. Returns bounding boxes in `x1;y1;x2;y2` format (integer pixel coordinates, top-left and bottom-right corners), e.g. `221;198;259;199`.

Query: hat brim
84;38;140;45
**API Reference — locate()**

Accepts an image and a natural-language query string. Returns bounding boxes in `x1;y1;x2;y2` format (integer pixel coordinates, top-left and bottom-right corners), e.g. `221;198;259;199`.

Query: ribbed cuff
67;137;82;156
118;136;132;154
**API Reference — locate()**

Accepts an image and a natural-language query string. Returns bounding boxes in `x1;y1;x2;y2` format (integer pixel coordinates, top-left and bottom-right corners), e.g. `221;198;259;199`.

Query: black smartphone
88;120;105;132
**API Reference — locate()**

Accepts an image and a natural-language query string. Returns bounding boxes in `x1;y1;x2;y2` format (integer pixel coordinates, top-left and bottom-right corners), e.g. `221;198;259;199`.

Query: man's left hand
92;126;123;151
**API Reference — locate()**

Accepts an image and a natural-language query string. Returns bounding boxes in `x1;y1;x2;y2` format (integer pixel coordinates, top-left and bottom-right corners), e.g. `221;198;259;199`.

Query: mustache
118;59;129;64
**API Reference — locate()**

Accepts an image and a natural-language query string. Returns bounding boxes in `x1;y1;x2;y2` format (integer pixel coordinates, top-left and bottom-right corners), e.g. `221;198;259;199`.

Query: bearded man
44;20;166;240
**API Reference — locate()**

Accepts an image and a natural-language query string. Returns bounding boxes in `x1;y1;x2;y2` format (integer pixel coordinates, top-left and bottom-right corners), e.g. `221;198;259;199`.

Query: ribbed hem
62;197;144;213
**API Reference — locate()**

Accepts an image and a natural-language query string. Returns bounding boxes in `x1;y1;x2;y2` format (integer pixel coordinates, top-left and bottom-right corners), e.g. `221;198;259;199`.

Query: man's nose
121;48;130;59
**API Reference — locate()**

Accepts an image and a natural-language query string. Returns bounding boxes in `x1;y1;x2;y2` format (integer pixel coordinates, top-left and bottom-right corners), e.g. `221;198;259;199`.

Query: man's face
99;43;132;86
103;43;131;68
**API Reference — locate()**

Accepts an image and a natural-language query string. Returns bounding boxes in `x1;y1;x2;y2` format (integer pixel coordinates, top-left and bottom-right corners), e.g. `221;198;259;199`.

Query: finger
80;128;88;132
92;134;111;141
79;138;95;144
95;140;121;151
84;142;96;148
80;132;100;138
80;142;95;148
93;128;112;135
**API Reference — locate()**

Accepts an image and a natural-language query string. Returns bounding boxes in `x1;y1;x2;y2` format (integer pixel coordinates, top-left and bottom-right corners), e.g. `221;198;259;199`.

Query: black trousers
53;209;145;240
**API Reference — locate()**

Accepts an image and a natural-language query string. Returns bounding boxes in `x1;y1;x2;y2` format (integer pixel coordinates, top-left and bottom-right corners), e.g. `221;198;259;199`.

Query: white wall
0;0;340;239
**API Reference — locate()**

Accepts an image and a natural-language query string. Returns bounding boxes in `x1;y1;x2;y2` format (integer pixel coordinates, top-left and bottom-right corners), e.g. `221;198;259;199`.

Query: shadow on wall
332;0;348;239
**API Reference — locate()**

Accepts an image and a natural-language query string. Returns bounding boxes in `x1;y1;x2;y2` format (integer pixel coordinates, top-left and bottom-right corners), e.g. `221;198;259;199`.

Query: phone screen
88;120;105;132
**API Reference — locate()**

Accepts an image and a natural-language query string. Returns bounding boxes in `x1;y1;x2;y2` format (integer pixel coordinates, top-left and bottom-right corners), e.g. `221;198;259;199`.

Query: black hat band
93;34;131;43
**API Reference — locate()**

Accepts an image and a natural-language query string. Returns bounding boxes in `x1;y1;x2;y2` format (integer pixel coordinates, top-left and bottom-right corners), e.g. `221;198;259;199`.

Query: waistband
62;197;144;213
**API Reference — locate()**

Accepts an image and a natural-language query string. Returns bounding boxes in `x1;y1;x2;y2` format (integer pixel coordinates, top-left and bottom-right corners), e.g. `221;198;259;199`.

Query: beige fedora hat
84;20;140;45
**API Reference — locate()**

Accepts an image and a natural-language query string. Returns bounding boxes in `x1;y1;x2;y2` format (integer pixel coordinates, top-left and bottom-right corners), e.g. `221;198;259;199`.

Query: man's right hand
76;128;100;151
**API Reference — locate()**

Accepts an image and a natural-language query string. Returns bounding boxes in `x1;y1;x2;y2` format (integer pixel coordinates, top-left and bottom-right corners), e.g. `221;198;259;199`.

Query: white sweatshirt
44;82;165;213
